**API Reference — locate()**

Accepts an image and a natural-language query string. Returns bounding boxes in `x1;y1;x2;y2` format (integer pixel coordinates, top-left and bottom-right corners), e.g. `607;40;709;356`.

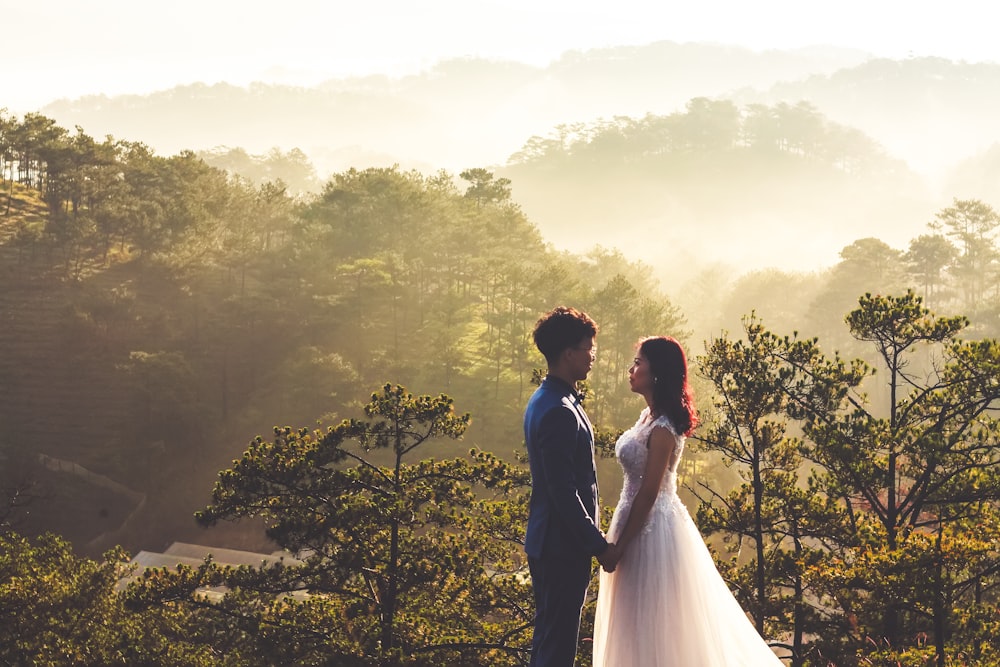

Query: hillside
0;183;277;556
35;48;1000;188
38;41;869;176
735;57;1000;185
0;185;141;548
30;46;1000;285
497;101;938;283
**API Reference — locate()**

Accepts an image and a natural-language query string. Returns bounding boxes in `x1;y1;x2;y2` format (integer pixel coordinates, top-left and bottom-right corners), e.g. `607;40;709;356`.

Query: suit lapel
570;391;599;502
570;390;593;439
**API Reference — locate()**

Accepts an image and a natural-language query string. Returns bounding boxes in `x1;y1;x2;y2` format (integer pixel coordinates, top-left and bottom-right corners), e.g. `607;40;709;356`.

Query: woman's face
628;350;654;395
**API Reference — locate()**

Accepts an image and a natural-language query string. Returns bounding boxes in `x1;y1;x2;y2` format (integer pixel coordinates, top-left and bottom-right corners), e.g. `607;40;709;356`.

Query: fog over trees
3;42;1000;665
36;45;1000;278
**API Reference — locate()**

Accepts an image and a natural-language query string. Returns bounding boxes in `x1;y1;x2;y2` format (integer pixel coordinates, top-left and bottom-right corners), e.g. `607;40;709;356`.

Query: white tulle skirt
593;494;786;666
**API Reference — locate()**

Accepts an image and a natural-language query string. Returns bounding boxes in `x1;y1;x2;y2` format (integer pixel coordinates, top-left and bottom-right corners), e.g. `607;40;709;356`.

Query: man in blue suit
524;306;619;667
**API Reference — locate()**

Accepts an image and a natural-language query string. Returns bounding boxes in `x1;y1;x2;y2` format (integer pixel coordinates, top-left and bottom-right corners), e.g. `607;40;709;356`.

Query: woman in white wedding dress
593;336;785;666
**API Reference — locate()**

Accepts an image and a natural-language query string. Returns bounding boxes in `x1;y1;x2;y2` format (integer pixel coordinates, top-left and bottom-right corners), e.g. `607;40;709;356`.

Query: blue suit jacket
524;376;607;561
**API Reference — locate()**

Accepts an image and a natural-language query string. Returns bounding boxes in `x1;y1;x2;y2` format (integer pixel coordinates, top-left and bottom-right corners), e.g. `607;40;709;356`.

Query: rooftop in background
122;542;305;600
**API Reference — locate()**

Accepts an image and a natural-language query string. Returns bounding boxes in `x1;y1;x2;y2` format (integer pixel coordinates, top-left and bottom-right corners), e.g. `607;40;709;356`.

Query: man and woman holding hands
524;306;784;666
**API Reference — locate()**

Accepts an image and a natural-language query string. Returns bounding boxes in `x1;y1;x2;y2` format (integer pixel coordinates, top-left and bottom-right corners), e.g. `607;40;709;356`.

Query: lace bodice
615;407;685;505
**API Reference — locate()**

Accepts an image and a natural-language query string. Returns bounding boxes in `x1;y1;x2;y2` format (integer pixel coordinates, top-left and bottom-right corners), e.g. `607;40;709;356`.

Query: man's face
567;336;597;382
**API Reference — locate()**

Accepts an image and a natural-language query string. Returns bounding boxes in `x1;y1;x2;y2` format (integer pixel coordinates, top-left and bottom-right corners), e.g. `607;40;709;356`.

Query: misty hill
498;99;935;282
734;57;1000;185
37;47;1000;189
34;45;1000;283
39;41;869;176
491;56;1000;281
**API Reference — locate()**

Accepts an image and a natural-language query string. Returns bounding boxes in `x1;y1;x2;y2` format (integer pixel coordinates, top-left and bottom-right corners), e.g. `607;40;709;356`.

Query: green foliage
509;99;870;167
128;385;533;666
930;198;1000;316
806;239;909;354
0;532;217;666
904;234;958;306
698;292;1000;665
197;146;319;195
120;350;202;442
585;267;688;428
698;315;864;663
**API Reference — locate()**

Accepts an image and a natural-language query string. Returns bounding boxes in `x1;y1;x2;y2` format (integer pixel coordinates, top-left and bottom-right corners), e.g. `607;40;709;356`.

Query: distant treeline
509;98;888;172
499;97;934;267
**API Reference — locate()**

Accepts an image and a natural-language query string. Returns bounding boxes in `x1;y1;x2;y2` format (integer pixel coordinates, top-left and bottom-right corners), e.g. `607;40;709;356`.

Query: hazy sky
6;0;999;112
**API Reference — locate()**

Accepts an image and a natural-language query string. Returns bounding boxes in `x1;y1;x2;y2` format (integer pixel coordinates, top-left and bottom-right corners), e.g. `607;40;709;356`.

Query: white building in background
123;542;304;601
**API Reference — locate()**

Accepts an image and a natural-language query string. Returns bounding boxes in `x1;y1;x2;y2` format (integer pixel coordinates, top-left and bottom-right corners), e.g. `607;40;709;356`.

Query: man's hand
597;542;621;573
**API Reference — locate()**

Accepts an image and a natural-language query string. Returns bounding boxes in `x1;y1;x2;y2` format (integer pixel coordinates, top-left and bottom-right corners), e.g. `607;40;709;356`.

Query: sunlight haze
7;0;999;111
7;0;1000;280
9;11;1000;648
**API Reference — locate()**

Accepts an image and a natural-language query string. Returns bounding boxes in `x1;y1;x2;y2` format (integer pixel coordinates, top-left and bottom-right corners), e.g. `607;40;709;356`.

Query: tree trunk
791;522;804;667
932;527;946;667
381;446;404;661
753;442;766;635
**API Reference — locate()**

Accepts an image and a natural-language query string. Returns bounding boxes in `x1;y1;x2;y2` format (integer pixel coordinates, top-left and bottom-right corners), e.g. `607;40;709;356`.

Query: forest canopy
2;108;1000;665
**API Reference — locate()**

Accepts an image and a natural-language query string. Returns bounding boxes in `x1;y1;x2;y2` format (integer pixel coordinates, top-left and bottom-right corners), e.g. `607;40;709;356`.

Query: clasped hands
597;542;622;573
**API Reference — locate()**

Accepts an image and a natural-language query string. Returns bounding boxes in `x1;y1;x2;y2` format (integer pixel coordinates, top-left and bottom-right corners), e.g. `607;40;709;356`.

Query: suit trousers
528;554;593;667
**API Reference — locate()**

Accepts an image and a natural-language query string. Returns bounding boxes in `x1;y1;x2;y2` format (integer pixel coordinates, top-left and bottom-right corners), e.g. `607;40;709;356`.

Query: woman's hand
598;542;622;572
